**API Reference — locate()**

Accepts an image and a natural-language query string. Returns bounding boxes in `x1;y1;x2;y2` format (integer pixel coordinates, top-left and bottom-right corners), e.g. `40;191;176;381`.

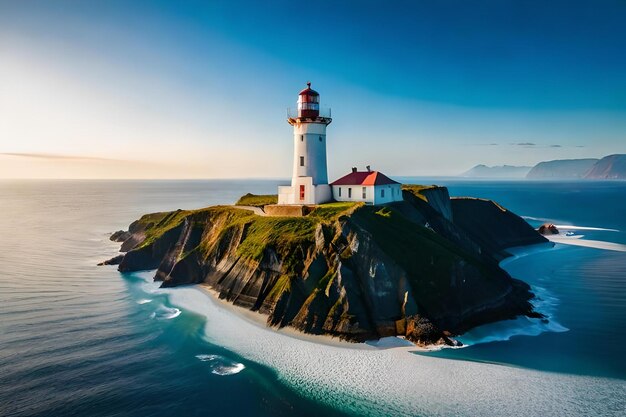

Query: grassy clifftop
235;193;278;207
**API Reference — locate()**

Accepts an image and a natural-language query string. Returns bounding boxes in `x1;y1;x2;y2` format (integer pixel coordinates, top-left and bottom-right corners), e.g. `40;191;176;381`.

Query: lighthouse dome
299;82;319;97
297;82;320;117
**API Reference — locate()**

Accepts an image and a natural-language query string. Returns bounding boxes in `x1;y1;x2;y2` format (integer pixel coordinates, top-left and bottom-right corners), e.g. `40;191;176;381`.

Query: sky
0;0;625;179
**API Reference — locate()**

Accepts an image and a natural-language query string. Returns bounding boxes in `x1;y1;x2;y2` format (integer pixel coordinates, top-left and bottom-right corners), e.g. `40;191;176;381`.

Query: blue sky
0;0;625;178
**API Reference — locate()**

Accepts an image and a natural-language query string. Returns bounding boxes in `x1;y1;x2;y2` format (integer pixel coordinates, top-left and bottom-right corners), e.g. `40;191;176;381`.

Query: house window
338;187;342;197
319;136;323;142
381;189;385;198
348;188;352;198
300;135;304;141
300;156;304;166
362;187;367;199
299;185;305;201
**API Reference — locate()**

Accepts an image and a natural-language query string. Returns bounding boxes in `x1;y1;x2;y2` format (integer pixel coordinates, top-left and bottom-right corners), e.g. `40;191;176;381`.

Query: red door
299;185;305;201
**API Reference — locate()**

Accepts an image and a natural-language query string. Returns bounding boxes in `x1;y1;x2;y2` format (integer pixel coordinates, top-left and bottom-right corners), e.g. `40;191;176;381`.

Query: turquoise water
1;179;625;416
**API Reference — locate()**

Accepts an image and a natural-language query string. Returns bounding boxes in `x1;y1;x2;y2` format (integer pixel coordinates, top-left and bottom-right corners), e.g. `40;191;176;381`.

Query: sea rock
110;230;131;242
98;254;124;266
405;315;442;346
538;223;559;235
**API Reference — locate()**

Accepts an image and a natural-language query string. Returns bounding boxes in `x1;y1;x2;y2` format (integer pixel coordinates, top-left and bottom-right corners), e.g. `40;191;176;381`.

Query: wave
136;299;152;304
553;224;619;232
195;354;245;376
521;216;619;232
164;287;625;417
546;235;626;252
150;306;181;320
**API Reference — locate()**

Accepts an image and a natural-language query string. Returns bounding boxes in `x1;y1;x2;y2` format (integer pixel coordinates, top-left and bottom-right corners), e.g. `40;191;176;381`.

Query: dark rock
98;254;124;266
110;230;131;242
538;223;559;235
405;315;442;346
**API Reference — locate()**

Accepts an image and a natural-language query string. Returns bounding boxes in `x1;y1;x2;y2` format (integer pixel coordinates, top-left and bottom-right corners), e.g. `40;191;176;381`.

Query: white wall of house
373;184;403;205
332;185;374;204
332;183;403;205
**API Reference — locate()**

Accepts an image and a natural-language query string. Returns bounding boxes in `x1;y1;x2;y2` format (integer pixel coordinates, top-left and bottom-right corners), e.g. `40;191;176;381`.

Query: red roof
299;87;319;96
331;171;400;186
299;82;319;96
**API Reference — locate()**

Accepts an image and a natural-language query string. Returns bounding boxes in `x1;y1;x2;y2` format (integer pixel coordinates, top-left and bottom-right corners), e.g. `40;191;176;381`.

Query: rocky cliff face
107;186;546;346
526;158;598;179
584;154;626;179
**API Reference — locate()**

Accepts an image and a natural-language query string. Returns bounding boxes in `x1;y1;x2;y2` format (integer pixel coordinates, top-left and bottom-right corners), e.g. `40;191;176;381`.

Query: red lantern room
297;82;320;118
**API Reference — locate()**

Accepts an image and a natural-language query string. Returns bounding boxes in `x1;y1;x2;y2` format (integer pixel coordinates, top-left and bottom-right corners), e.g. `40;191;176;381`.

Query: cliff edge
105;185;547;346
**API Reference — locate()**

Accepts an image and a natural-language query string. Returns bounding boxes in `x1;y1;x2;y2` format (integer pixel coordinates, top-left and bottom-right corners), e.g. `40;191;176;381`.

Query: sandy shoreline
196;283;419;351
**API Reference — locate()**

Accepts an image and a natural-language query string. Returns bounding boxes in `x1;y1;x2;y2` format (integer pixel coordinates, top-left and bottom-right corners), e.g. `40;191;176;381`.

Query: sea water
0;179;624;416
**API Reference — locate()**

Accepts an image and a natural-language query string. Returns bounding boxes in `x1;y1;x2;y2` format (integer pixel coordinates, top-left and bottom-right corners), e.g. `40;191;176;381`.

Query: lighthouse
277;83;332;205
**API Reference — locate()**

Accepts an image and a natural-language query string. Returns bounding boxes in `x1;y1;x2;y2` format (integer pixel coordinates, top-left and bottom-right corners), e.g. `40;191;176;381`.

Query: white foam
553;224;619;232
150;305;181;320
546;235;626;252
165;287;626;416
195;354;245;376
521;216;619;232
137;298;152;304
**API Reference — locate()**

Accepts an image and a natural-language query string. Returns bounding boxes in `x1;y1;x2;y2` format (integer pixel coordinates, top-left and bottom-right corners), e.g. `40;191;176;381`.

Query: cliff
107;186;546;346
526;158;598;179
584;154;626;179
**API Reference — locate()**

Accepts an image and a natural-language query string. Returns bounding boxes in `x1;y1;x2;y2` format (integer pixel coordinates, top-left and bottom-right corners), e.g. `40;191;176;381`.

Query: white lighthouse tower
277;83;332;205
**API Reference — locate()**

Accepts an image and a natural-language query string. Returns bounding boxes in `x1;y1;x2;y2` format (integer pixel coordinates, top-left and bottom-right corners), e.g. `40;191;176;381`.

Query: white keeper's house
277;83;403;206
331;167;402;205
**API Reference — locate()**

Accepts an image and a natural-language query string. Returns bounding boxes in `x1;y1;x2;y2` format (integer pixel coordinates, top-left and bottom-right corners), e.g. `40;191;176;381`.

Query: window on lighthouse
299;185;305;201
300;156;304;167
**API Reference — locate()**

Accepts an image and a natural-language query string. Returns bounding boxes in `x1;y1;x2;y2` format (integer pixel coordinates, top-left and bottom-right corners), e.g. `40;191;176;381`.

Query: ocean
1;179;625;416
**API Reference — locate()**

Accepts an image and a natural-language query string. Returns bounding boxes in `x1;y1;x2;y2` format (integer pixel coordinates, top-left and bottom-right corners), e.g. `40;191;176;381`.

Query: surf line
545;235;626;252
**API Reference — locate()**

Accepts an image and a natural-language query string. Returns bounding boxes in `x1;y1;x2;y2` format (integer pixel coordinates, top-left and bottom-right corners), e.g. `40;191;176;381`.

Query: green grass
308;201;361;221
235;216;318;271
268;274;292;299
135;210;190;248
235;193;278;207
401;184;438;202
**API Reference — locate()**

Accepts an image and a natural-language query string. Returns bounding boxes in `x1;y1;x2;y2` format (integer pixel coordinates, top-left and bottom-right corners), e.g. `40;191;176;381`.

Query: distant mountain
584;154;626;179
460;164;532;178
526;158;598;179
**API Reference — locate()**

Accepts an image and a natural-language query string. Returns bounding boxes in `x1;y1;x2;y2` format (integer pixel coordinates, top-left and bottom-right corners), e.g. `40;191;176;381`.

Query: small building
331;167;403;205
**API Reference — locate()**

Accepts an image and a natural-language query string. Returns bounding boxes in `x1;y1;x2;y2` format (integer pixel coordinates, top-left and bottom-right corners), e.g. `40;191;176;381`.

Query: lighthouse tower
277;83;332;205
